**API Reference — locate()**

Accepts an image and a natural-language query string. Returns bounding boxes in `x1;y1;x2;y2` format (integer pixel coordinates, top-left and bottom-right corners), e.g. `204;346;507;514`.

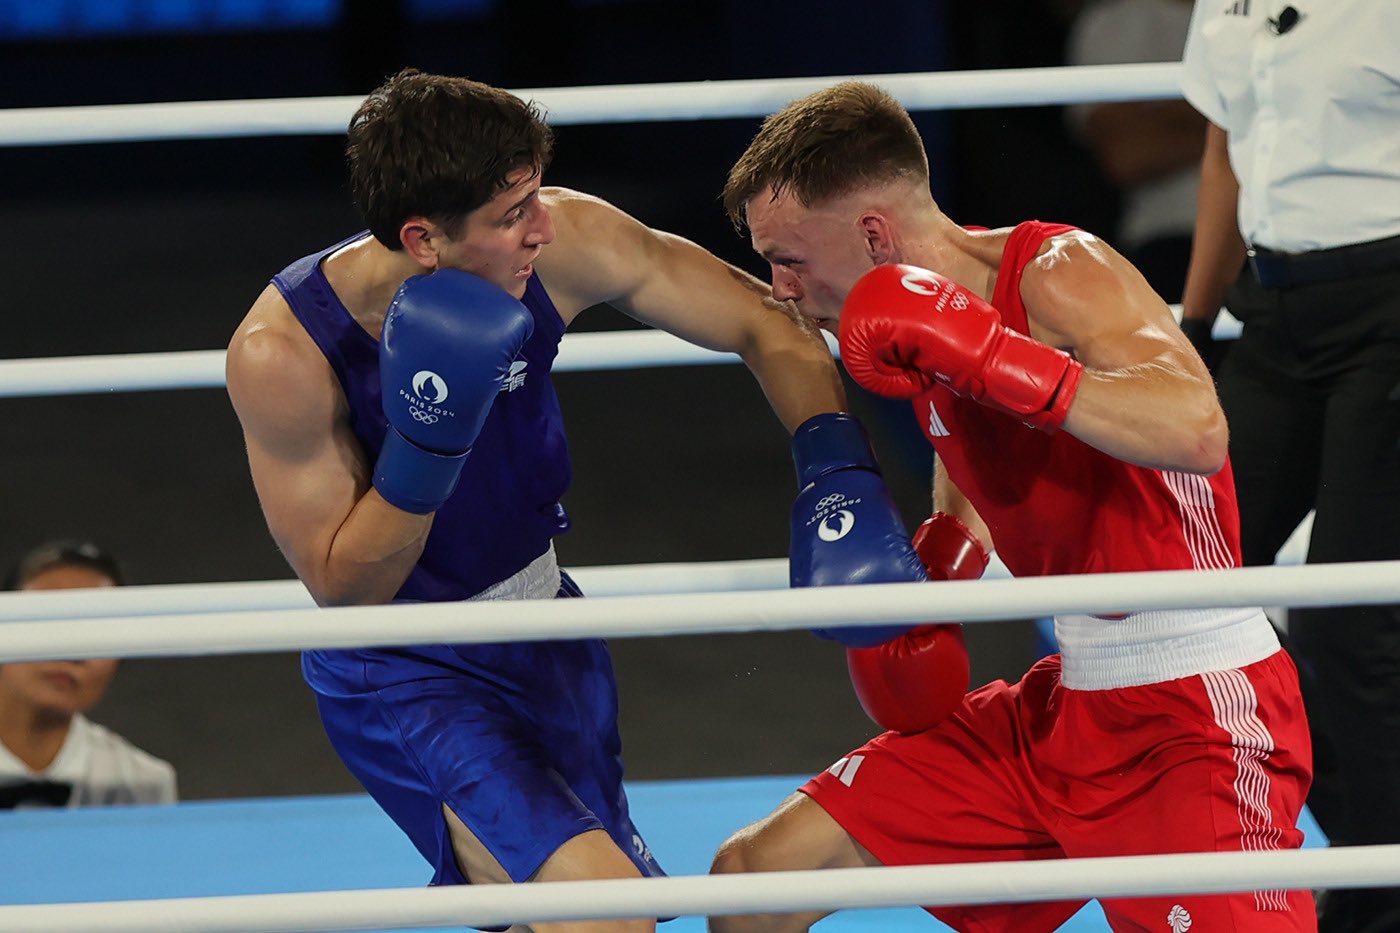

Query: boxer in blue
225;69;853;931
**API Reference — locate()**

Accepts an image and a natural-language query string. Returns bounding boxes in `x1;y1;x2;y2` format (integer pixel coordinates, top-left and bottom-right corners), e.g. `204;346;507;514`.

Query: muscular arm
539;189;845;431
1022;232;1227;474
227;287;431;606
1180;122;1247;329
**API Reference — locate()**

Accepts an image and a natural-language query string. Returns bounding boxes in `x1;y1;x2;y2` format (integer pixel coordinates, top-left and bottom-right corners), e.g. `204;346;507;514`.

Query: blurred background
0;0;1125;800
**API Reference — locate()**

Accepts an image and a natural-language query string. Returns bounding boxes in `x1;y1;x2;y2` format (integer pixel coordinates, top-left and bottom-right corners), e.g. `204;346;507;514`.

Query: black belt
1248;233;1400;288
0;779;72;809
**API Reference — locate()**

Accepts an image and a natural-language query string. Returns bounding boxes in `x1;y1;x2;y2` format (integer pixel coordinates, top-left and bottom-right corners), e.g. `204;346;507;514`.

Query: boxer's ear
400;218;440;270
858;213;895;265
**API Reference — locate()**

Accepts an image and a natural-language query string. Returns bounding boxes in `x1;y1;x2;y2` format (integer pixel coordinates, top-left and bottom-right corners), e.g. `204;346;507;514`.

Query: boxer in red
710;81;1314;933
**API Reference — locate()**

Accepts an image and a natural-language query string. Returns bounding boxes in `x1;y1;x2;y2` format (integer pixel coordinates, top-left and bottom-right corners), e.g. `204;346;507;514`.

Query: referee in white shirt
1179;2;1400;930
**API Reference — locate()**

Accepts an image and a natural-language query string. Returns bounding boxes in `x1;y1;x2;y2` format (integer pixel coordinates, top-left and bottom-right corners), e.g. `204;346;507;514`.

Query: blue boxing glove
790;412;926;648
373;269;534;514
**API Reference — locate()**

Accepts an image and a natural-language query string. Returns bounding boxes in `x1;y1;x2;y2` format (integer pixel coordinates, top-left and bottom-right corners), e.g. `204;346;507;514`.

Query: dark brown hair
347;68;555;248
724;81;928;229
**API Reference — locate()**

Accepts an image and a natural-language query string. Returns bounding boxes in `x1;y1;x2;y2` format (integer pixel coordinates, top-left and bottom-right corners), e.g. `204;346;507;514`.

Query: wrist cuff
982;328;1083;430
791;413;879;488
1021;358;1083;433
372;427;469;514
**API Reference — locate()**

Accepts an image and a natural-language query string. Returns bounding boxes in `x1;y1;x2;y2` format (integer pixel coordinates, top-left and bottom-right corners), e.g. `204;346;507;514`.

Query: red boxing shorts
803;651;1315;932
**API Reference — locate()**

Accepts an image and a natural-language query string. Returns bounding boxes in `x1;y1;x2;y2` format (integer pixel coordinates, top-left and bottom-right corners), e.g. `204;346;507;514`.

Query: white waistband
468;544;561;602
1055;607;1281;690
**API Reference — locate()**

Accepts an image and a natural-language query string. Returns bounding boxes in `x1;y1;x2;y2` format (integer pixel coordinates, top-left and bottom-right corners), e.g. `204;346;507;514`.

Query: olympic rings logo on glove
816;493;847;510
409;406;439;425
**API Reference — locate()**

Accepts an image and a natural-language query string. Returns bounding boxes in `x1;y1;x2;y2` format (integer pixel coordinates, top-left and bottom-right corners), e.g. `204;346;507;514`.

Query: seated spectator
0;540;177;809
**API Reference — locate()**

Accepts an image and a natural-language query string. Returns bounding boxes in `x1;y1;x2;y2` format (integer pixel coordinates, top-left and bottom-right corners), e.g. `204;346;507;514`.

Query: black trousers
1220;264;1400;928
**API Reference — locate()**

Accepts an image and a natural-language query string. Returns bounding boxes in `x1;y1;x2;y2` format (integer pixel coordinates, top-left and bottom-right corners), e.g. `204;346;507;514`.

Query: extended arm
539;189;846;431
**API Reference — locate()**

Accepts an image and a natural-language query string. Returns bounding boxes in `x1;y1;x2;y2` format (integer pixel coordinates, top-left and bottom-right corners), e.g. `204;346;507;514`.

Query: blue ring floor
0;774;1325;931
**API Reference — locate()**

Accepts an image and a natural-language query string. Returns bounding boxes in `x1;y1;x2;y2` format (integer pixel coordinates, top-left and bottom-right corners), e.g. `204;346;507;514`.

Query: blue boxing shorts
302;571;664;886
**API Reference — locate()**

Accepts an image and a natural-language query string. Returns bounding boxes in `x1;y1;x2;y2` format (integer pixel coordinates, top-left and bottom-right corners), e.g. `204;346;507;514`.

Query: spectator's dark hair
3;539;127;591
347;68;555;249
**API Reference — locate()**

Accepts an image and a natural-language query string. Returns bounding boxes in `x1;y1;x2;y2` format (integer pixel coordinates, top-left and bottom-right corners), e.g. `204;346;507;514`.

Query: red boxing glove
839;264;1084;432
911;511;989;583
845;513;987;734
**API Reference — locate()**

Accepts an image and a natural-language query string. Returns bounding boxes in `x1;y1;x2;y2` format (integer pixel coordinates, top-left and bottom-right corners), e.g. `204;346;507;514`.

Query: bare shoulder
540;185;613;215
1024;228;1122;286
540;187;635;251
541;185;634;226
536;186;652;316
540;186;647;258
1018;229;1155;335
226;284;341;439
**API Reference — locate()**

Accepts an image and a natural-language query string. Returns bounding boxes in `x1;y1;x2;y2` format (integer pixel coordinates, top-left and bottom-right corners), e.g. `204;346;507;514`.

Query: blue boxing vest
271;232;573;600
271;237;660;889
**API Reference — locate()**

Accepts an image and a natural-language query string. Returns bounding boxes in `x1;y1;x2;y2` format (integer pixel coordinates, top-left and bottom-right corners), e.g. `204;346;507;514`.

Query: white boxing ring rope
0;507;1312;622
0;62;1378;928
0;558;787;621
5;559;1396;662
0;308;1244;399
0;329;763;399
6;845;1400;933
0;62;1181;147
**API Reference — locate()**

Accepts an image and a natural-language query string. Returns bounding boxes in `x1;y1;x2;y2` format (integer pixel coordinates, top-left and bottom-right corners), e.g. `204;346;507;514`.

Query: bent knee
712;792;871;877
711;830;759;876
710;802;804;876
